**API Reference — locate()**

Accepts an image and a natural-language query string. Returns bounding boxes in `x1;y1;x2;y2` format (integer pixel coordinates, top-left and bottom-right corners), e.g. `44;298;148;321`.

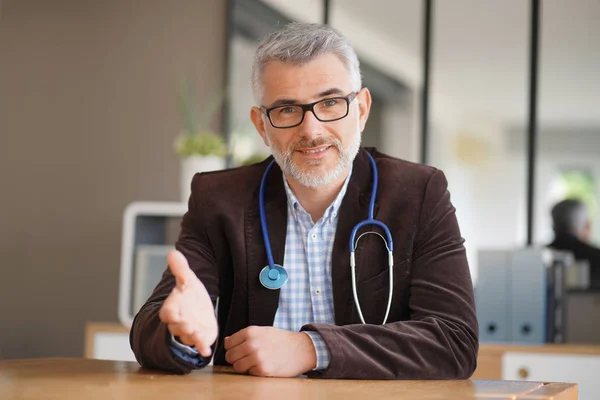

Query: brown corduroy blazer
130;147;479;379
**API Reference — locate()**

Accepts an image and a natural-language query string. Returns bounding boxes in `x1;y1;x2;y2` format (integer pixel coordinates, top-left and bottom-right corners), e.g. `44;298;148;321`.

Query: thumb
168;250;193;289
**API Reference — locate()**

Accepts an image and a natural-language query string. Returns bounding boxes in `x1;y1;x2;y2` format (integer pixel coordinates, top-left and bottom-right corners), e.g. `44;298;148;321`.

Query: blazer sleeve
129;173;220;374
301;169;479;379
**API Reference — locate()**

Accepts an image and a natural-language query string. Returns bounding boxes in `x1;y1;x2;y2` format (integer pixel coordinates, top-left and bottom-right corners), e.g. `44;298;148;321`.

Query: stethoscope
258;152;394;325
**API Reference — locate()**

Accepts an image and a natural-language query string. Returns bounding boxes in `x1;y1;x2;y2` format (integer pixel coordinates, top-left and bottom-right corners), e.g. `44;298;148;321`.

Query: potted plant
174;78;227;202
239;153;268;166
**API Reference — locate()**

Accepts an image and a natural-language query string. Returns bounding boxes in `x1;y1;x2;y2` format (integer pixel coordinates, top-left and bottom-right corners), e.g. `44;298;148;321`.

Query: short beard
268;131;361;188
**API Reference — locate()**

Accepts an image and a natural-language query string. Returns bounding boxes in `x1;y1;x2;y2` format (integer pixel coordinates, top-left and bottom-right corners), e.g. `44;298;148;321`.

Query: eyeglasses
261;92;358;129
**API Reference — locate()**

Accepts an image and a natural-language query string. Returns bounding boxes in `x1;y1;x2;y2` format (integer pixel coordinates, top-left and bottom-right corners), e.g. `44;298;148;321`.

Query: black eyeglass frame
260;91;359;129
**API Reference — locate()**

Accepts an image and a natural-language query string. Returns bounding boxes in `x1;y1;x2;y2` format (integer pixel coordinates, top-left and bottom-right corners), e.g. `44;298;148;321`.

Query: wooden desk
473;343;600;400
474;343;600;380
0;358;577;400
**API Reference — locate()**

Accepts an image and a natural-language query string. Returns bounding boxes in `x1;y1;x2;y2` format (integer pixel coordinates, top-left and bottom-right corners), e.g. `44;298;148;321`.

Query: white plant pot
180;155;225;202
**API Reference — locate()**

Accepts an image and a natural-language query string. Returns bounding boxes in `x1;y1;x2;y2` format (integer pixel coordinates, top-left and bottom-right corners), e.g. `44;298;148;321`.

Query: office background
0;0;598;362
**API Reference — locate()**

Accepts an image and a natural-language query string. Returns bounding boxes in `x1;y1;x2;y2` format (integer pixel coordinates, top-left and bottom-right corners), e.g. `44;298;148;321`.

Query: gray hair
251;22;362;104
551;199;589;235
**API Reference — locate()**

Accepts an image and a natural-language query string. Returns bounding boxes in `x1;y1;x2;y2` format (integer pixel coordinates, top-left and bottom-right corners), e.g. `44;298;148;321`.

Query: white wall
436;122;600;285
0;0;226;359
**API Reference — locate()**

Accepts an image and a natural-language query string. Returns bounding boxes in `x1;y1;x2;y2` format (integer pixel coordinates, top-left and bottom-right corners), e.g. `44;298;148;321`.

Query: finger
225;341;250;365
224;326;253;350
176;331;212;357
249;365;271;377
197;344;212;358
167;321;195;337
190;331;214;358
167;250;194;289
178;333;198;347
158;304;181;324
232;354;258;374
168;323;213;357
171;330;212;357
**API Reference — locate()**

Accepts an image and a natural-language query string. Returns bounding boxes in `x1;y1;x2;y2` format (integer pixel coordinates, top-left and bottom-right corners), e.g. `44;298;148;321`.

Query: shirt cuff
168;334;210;369
303;331;331;371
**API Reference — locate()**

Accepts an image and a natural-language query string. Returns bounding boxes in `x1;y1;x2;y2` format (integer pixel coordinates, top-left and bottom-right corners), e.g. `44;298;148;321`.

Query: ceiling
263;0;600;127
341;0;600;127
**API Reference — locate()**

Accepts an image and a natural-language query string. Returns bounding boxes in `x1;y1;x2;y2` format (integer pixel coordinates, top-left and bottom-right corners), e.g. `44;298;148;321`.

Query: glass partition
429;0;530;283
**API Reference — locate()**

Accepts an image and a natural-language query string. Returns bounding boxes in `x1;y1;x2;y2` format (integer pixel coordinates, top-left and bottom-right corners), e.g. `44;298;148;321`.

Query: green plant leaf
174;131;227;158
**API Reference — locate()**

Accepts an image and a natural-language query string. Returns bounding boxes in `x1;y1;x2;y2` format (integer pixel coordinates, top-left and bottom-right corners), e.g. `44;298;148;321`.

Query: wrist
299;332;317;372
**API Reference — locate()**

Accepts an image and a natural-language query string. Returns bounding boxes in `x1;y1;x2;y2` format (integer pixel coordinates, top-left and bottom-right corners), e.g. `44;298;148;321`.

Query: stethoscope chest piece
259;264;288;290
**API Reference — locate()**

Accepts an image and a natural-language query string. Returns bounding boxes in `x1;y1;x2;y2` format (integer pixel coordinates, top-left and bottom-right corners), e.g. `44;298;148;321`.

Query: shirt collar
282;165;353;223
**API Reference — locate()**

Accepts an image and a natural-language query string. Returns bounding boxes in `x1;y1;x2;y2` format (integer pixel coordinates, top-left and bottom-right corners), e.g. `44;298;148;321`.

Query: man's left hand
224;326;317;377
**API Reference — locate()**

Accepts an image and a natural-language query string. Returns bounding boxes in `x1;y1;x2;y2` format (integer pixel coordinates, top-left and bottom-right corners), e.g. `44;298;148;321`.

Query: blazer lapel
246;161;288;327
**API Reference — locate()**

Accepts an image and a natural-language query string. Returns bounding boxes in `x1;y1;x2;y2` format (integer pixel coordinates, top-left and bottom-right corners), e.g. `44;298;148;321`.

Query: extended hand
159;250;218;357
224;326;317;377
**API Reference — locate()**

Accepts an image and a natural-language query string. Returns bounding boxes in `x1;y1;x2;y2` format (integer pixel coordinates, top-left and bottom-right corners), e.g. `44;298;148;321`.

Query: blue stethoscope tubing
258;152;394;325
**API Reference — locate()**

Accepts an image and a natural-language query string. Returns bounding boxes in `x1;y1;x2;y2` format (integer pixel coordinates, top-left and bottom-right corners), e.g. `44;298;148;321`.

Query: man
130;22;478;379
549;199;600;289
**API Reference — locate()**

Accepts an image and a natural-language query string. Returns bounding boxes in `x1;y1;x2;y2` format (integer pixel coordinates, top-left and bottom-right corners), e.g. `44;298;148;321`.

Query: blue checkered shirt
273;167;352;371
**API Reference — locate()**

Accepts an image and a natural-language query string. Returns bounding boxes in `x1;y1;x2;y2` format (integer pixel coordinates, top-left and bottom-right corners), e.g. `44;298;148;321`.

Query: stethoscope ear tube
350;244;394;325
348;153;395;325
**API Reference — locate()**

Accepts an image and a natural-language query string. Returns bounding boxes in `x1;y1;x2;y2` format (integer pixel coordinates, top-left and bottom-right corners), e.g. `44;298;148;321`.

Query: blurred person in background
549;199;600;289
